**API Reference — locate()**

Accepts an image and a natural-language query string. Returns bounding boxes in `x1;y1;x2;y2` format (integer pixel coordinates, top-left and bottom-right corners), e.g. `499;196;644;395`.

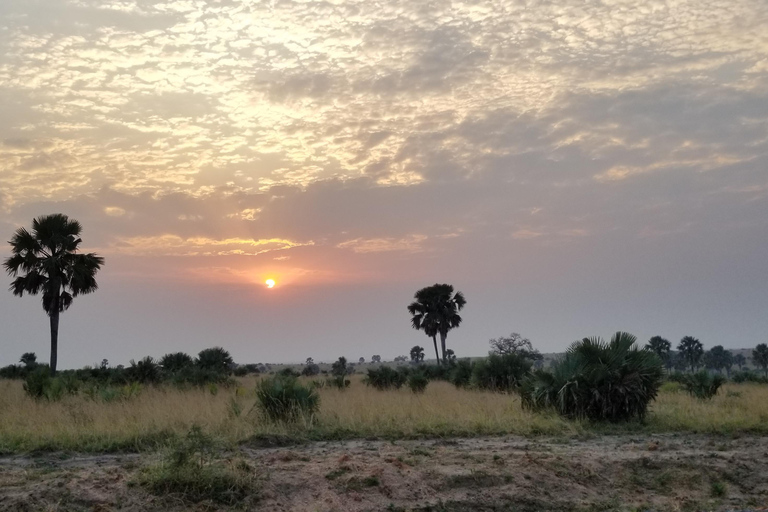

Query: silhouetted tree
753;344;768;376
407;283;466;365
734;353;747;370
410;345;425;363
19;352;37;368
677;336;704;372
359;357;365;364
646;336;671;367
704;345;733;376
371;355;381;363
305;357;314;366
489;333;542;362
4;214;104;374
160;352;194;373
196;347;234;374
445;349;456;363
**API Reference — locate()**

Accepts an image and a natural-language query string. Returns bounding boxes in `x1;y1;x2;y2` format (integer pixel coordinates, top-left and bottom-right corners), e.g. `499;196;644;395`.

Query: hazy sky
1;0;767;368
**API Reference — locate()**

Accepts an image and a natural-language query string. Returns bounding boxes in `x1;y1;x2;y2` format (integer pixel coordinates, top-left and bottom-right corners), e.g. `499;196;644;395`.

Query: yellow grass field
1;376;767;453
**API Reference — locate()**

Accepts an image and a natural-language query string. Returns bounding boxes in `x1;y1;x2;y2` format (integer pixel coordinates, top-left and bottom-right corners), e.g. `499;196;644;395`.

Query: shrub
472;353;532;392
160;352;194;373
449;359;473;388
23;367;53;400
138;425;258;505
127;356;161;384
256;375;320;422
731;371;768;384
301;363;320;377
278;367;300;378
681;371;725;399
365;366;407;390
233;366;249;377
521;332;664;422
407;372;429;394
196;347;234;374
422;364;451;381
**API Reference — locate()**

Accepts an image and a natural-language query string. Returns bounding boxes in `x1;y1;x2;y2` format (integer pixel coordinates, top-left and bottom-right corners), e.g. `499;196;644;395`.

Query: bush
127;356;161;384
521;332;664;422
278;367;300;378
449;359;473;388
407;372;429;394
731;371;768;384
233;366;249;377
472;353;532;392
23;367;53;400
256;375;320;422
365;366;408;390
422;364;451;381
301;363;320;377
138;425;258;505
196;347;234;374
160;352;194;373
681;371;725;399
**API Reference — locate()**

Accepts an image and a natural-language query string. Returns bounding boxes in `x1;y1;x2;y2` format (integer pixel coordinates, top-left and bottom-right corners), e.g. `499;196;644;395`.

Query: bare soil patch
1;434;768;511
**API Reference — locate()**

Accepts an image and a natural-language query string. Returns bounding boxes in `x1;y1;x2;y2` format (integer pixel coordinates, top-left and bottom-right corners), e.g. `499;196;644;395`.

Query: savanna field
2;376;768;453
2;371;768;511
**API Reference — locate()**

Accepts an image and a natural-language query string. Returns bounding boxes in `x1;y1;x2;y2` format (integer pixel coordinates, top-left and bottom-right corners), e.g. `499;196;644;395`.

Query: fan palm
407;284;466;365
3;214;104;373
521;332;664;422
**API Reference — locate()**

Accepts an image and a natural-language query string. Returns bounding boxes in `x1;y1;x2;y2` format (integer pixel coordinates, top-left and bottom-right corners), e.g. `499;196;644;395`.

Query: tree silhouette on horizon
407;283;466;365
3;214;104;374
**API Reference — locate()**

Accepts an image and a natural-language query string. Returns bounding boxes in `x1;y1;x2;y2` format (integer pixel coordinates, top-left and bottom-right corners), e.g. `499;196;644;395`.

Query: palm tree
645;336;671;366
3;214;104;374
677;336;704;372
407;284;466;365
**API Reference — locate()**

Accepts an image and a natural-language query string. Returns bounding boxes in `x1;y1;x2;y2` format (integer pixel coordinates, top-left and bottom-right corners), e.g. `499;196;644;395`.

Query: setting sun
265;279;276;288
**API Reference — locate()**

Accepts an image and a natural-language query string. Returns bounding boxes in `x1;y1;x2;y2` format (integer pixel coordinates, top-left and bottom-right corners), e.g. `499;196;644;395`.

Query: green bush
23;367;53;400
138;425;258;505
407;372;429;394
160;352;194;373
127;356;161;384
731;371;768;384
681;371;725;399
256;375;320;422
472;353;532;392
196;347;234;374
365;366;407;390
521;332;664;422
449;359;473;388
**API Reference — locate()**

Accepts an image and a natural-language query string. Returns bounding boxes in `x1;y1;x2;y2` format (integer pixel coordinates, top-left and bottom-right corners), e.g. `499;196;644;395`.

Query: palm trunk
432;335;441;365
49;285;60;375
49;310;59;374
439;332;447;364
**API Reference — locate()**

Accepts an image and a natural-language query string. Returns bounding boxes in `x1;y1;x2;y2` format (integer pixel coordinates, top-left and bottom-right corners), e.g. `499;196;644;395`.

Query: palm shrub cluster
680;370;726;399
364;366;408;390
407;372;429;393
256;375;320;423
521;332;664;422
471;353;532;392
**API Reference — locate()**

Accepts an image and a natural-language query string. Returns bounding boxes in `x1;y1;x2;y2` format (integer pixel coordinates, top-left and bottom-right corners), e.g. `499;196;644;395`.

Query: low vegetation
521;333;663;421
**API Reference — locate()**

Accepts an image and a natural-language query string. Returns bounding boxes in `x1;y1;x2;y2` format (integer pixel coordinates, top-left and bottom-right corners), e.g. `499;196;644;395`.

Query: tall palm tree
3;214;104;374
677;336;704;373
407;284;466;365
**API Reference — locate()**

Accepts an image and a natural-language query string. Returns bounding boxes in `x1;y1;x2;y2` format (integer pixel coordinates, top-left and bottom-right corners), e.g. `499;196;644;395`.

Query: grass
1;376;768;453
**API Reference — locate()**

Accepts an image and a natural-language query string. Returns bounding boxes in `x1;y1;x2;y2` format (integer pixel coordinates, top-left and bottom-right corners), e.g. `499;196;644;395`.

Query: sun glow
265;279;275;288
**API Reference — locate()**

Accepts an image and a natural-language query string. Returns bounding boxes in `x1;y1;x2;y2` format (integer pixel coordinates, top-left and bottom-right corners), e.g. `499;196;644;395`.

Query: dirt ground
1;434;768;511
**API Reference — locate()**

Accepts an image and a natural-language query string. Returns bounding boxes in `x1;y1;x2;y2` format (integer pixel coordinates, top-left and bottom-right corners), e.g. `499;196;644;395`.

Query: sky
1;0;767;368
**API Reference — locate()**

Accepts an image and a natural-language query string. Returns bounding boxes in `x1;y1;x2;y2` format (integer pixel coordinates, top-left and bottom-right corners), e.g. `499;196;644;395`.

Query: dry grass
1;376;767;453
